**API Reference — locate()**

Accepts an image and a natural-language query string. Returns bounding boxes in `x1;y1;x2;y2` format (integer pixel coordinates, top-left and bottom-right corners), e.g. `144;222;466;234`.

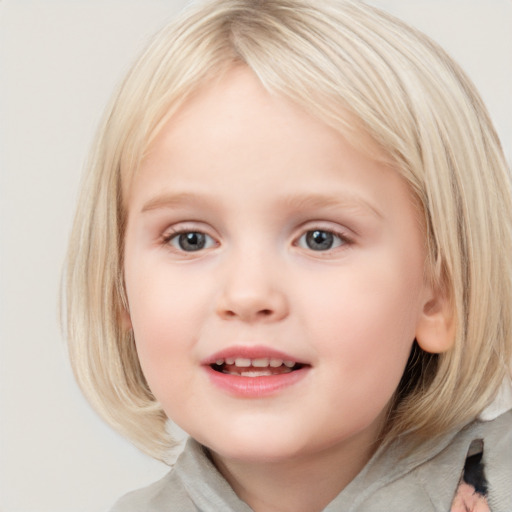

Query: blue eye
298;230;345;251
168;231;215;252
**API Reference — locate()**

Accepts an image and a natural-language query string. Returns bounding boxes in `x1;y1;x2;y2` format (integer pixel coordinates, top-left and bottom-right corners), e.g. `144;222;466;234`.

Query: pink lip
202;345;310;398
204;366;309;397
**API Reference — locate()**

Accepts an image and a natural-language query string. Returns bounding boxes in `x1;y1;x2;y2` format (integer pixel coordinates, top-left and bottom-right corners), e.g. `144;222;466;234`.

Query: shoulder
108;469;195;512
343;409;512;511
430;408;512;511
107;437;250;512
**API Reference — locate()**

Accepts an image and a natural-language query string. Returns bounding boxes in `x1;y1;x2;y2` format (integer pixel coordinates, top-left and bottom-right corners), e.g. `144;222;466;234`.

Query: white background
0;1;510;511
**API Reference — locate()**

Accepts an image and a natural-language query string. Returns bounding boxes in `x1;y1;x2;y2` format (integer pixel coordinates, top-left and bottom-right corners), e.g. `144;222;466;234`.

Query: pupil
306;230;333;251
179;232;206;251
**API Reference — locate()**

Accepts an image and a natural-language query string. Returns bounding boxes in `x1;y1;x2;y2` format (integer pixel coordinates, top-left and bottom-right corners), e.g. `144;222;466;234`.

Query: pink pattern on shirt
450;481;490;512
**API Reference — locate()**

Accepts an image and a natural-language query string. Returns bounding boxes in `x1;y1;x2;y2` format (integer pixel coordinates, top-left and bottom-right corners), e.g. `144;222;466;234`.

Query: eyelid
294;221;354;241
161;221;216;239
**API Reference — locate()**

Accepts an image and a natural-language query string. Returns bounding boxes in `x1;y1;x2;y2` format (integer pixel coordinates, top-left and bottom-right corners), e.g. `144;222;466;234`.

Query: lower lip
204;366;309;397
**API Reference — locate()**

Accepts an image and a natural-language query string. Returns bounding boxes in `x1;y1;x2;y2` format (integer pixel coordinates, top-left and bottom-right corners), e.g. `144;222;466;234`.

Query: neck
210;434;381;512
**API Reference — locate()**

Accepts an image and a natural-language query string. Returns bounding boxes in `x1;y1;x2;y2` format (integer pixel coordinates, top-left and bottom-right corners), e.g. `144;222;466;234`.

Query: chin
210;442;305;464
198;425;316;464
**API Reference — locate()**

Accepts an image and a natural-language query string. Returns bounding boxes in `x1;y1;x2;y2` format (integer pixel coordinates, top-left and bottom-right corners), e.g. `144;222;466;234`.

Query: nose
215;252;289;323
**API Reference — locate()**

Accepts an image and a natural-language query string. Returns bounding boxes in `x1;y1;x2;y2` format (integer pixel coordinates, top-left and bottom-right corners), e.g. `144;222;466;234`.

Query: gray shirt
110;409;512;511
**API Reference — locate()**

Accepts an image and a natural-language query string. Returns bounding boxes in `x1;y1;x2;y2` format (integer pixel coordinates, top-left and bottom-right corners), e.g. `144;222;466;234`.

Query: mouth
203;347;310;397
210;357;306;377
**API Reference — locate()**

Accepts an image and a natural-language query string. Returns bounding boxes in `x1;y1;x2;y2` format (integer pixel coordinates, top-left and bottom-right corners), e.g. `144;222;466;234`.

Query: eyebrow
140;191;383;219
141;192;213;213
281;193;384;219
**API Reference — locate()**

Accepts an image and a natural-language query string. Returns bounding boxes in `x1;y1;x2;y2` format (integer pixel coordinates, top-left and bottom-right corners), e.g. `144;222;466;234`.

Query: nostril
216;291;289;322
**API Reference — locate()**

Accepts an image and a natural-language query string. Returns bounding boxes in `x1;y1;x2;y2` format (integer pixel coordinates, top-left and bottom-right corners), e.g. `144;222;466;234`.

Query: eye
297;229;346;251
167;231;216;252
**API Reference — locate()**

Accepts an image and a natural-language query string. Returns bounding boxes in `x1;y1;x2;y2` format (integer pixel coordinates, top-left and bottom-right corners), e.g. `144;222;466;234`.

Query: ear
415;282;456;354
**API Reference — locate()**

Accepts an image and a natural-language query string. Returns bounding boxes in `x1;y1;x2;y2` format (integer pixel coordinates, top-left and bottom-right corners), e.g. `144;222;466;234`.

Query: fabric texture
110;408;511;512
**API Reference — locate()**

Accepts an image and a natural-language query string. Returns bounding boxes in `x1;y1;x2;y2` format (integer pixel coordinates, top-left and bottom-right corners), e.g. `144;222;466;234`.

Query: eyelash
161;226;353;254
162;228;217;253
295;229;351;252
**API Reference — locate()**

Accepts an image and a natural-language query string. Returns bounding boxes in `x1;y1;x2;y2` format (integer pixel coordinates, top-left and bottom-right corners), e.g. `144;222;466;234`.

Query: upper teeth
214;358;296;368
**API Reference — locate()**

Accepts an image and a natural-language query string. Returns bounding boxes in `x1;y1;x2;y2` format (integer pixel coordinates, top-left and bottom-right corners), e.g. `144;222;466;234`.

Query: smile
203;347;310;397
211;358;304;377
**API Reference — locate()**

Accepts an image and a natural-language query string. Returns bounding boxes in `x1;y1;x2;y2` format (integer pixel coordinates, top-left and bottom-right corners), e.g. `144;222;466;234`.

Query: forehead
124;66;421;236
145;66;332;163
134;65;392;186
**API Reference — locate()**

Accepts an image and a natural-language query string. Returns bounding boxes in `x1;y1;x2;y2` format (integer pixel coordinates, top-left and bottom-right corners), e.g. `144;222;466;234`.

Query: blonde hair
66;0;512;460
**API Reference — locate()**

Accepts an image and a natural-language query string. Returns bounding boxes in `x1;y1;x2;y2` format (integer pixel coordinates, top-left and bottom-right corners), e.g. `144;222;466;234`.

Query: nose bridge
216;242;288;323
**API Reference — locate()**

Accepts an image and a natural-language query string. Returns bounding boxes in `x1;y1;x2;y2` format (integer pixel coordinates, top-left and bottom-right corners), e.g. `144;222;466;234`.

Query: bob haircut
66;0;512;461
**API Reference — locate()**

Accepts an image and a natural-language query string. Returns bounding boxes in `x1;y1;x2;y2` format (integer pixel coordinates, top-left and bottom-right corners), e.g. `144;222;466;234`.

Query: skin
123;66;450;512
451;483;490;512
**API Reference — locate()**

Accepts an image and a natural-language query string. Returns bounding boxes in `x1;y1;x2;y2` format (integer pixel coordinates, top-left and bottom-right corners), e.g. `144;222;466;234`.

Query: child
65;0;512;510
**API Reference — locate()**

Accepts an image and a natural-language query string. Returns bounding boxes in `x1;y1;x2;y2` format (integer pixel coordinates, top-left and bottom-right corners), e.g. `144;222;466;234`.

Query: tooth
284;361;295;368
215;359;224;366
226;357;235;365
235;357;251;367
240;370;273;377
252;358;270;367
270;359;283;367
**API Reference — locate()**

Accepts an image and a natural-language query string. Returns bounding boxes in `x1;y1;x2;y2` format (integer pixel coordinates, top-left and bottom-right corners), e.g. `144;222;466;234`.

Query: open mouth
210;357;306;377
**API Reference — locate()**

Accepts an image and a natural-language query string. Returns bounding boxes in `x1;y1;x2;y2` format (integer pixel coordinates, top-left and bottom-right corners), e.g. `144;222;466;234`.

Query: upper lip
202;345;309;366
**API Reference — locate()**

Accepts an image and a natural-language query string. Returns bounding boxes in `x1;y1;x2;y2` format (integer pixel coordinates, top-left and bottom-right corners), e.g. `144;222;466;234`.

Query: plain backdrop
0;1;510;511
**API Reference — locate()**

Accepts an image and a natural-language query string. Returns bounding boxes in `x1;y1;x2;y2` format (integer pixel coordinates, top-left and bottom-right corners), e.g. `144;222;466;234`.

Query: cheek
127;254;208;332
303;253;423;394
308;255;422;341
124;261;211;390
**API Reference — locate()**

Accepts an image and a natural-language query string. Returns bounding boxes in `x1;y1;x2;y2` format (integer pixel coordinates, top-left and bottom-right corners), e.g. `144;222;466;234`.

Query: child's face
123;67;431;464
